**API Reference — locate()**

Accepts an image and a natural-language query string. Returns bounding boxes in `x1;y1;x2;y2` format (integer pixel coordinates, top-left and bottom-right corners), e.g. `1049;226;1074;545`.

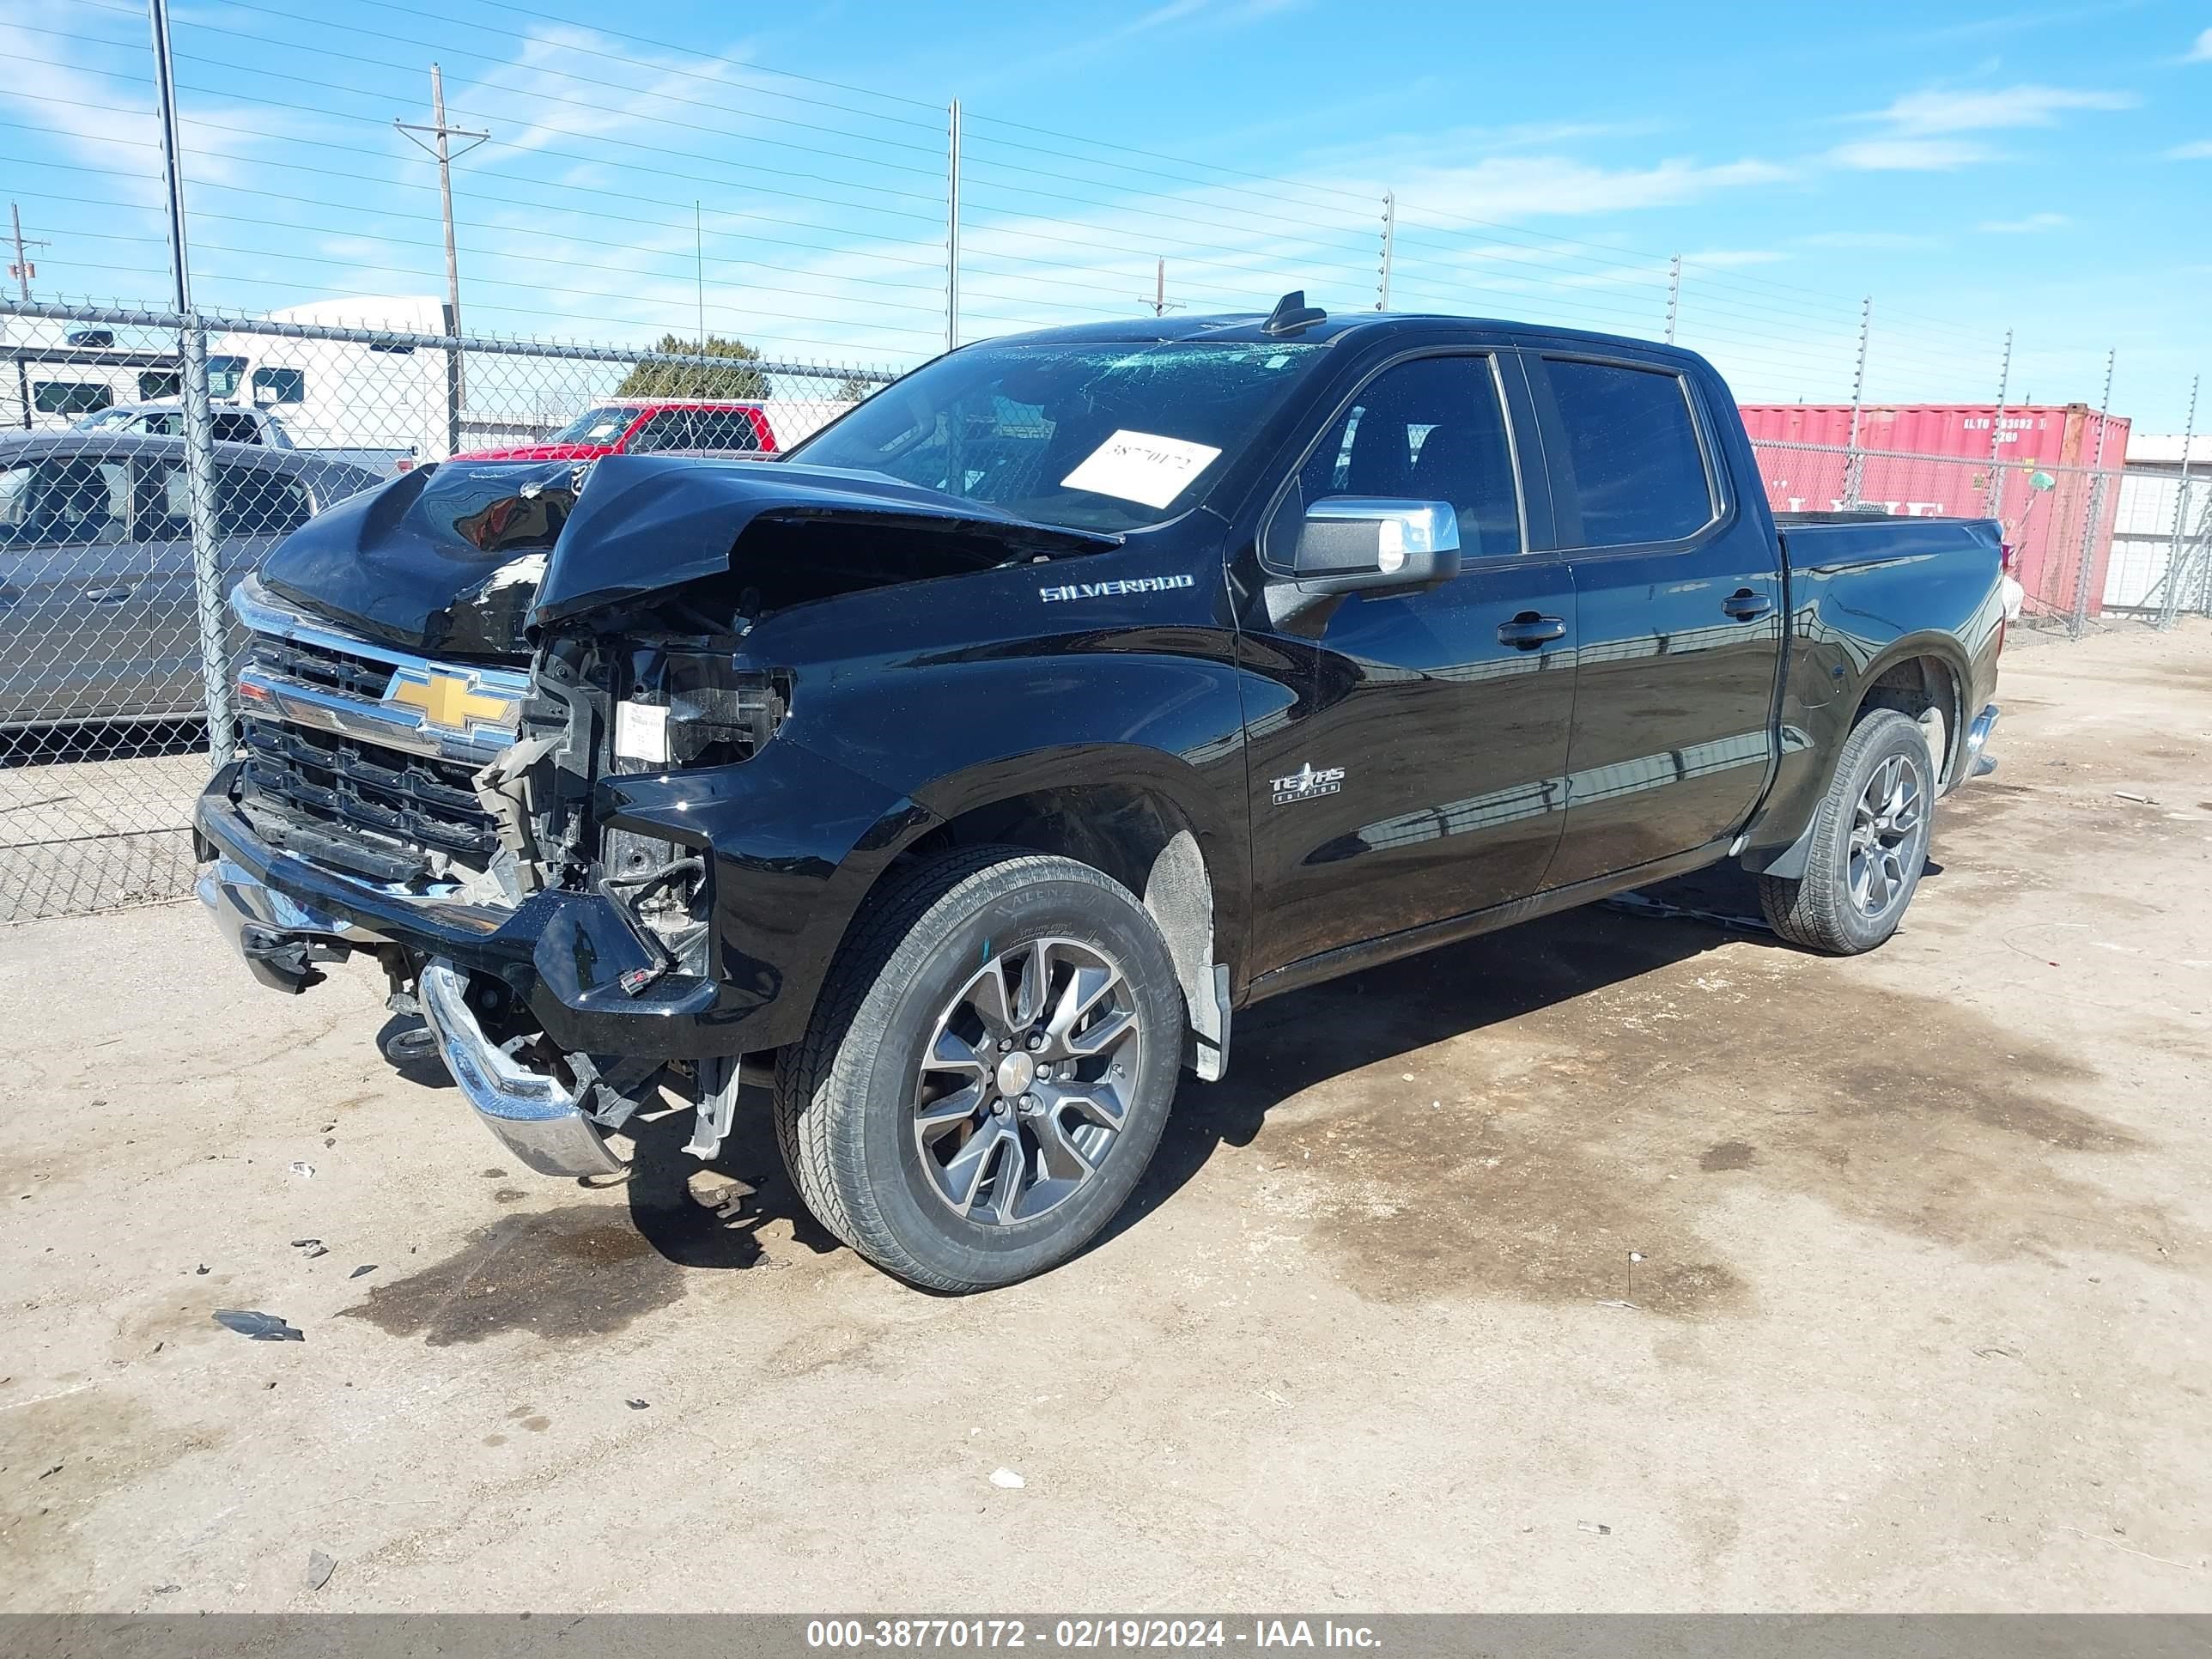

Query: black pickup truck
196;295;2007;1291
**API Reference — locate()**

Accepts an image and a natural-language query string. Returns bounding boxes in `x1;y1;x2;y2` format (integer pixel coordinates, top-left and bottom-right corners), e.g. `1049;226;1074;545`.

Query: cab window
1291;356;1522;559
0;457;130;546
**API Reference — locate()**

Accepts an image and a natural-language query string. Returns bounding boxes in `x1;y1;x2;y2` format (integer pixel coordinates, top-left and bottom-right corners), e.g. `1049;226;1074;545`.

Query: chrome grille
228;576;530;874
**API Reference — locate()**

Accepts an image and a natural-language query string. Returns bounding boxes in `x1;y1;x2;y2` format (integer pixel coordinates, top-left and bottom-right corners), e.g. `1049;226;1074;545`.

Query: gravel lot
3;622;2209;1613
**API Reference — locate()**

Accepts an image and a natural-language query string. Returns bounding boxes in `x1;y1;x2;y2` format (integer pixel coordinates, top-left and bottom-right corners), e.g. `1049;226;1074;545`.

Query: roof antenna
1261;289;1327;337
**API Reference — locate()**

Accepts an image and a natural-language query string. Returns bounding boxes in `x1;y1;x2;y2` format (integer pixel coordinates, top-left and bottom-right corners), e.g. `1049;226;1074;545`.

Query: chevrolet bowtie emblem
386;669;519;735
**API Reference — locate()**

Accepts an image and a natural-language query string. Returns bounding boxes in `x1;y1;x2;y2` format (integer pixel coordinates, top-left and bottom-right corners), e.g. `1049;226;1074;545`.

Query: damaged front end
198;453;1114;1176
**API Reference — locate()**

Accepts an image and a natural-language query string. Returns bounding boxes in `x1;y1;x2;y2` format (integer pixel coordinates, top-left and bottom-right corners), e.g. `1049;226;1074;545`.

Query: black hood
258;454;1118;658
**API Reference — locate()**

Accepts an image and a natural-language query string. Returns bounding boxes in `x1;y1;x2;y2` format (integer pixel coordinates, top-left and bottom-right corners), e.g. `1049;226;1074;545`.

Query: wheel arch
823;746;1247;1079
1746;633;1969;880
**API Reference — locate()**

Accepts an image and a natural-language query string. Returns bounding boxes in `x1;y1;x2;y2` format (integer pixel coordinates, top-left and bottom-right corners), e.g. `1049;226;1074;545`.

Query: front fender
594;736;939;1054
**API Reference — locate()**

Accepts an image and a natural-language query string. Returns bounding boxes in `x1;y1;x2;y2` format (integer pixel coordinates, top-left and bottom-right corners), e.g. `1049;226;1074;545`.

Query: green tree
834;374;876;402
617;333;770;399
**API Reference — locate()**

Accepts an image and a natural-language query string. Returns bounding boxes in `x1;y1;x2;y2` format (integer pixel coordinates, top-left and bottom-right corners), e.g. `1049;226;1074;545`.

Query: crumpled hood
257;453;1117;657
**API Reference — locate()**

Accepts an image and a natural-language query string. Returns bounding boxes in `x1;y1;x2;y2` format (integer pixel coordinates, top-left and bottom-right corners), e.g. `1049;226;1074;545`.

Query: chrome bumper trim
418;959;626;1179
1964;702;2000;781
197;854;382;944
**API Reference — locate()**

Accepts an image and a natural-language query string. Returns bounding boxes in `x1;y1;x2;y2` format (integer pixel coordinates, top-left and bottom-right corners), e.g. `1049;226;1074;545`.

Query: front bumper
197;839;629;1178
195;762;734;1057
416;959;625;1177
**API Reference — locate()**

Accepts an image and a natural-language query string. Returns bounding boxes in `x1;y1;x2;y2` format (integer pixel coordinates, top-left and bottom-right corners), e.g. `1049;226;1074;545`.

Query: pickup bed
195;297;2006;1291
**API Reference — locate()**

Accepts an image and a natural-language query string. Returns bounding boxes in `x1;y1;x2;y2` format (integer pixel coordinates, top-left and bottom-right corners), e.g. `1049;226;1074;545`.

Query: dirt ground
3;622;2209;1613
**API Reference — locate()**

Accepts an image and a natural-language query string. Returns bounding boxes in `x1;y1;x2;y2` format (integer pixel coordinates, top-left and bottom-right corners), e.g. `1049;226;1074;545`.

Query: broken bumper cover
416;958;625;1177
197;842;626;1177
193;763;732;1056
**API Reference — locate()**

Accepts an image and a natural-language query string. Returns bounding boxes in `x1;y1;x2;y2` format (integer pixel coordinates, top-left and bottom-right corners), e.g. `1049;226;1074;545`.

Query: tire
1756;708;1936;955
774;847;1186;1291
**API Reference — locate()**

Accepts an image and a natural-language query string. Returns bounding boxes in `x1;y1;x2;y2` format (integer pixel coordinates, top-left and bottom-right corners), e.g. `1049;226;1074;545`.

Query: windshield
547;405;638;445
787;340;1323;532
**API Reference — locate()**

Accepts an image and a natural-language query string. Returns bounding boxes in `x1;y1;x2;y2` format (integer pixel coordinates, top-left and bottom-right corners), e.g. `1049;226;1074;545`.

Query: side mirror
1287;498;1460;595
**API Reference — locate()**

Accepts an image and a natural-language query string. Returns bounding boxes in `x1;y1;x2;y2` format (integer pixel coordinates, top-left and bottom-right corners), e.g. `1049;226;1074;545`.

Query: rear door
1237;349;1577;973
129;457;315;714
1527;352;1784;885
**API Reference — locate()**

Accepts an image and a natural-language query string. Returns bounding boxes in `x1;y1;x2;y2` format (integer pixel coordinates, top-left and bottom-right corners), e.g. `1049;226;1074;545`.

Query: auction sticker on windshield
1060;430;1222;510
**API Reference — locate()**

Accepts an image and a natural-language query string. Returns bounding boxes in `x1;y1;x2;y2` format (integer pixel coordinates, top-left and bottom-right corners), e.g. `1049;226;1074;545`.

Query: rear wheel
774;848;1184;1291
1757;708;1935;955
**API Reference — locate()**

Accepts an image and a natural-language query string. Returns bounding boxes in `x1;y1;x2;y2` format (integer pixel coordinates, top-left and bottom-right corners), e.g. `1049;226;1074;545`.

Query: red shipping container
1738;403;2130;618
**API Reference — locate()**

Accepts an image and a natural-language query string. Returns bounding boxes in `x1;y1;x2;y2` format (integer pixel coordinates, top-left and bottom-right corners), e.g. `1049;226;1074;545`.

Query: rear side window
690;409;763;452
215;465;313;538
1541;358;1715;547
212;412;262;444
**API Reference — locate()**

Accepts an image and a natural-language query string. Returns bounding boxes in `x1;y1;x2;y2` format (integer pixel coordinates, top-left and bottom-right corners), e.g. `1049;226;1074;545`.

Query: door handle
1497;613;1567;648
86;585;137;604
1722;589;1772;621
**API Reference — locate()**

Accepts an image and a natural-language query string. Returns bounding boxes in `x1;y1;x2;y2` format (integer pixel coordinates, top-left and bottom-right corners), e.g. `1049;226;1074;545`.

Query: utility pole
397;64;488;456
148;0;232;758
1377;190;1395;311
8;204;47;301
695;200;705;347
1663;252;1680;344
945;100;962;355
1139;258;1183;318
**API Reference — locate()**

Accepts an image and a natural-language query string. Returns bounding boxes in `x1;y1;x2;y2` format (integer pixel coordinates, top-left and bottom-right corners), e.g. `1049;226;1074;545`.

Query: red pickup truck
453;398;776;463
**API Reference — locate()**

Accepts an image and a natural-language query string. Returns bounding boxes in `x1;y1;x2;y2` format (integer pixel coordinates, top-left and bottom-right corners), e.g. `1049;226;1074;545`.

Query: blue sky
3;0;2209;426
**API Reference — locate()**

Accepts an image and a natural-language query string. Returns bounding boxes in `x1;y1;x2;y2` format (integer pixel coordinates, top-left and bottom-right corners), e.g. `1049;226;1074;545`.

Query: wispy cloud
1978;211;2069;233
1855;83;2139;135
2168;139;2212;159
1829;137;1996;171
1826;82;2136;173
2188;26;2212;61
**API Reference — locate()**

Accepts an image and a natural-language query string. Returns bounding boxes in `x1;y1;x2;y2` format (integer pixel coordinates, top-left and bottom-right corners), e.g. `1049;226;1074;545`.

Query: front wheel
774;848;1186;1291
1756;708;1936;955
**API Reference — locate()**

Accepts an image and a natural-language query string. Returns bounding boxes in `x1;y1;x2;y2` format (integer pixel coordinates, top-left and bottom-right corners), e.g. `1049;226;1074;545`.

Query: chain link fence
1747;437;2130;631
1;296;890;923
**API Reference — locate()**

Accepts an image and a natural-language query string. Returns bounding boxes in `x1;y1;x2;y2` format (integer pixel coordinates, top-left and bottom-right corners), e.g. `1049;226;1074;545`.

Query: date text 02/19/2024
803;1619;1382;1650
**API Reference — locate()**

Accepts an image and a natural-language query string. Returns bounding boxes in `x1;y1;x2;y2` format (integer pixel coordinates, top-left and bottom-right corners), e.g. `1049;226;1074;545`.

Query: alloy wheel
1847;750;1926;918
911;937;1143;1225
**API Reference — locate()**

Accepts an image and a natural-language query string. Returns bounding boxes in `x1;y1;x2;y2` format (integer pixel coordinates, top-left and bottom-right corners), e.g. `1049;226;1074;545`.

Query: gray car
0;431;382;728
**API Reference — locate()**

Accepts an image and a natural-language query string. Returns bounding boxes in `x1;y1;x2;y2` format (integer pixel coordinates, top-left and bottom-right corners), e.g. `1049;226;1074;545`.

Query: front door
0;452;137;725
1237;351;1577;975
1526;352;1785;885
